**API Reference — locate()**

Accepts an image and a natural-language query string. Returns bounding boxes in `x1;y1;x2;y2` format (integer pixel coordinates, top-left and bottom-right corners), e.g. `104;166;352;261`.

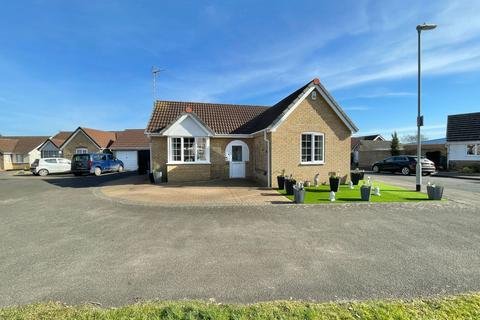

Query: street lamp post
416;23;437;192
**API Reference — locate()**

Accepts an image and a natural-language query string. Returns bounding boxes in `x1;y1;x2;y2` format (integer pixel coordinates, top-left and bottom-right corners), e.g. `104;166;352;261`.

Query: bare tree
401;134;428;143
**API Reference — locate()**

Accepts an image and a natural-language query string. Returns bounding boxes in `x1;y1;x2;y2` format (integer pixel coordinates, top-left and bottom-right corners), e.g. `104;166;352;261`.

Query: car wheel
372;165;380;173
38;169;49;177
118;165;124;173
401;167;410;175
94;167;102;176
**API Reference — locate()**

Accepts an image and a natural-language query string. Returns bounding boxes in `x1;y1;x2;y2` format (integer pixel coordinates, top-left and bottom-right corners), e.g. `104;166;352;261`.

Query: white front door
229;145;245;178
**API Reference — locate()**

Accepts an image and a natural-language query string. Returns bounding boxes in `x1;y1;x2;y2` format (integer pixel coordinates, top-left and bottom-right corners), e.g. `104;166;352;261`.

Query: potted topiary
293;182;305;204
360;183;372;201
284;176;296;195
329;172;340;192
350;168;364;185
427;183;444;200
277;169;286;190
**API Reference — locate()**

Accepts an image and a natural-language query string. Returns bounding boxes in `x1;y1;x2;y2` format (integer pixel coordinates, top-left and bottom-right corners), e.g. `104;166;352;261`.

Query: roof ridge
155;100;269;108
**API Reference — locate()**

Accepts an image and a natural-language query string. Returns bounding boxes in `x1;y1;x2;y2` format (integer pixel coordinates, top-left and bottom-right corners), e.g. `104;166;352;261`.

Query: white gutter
263;129;271;188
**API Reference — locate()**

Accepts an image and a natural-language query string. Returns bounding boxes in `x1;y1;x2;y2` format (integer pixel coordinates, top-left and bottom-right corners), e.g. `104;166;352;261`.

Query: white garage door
115;151;138;171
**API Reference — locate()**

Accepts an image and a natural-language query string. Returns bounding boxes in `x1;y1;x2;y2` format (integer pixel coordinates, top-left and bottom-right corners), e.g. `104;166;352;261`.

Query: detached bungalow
446;112;480;169
0;136;48;170
145;78;358;187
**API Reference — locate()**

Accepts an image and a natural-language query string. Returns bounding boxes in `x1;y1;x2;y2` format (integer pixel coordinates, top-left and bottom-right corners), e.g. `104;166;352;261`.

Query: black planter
329;177;340;192
277;176;285;190
285;179;296;195
360;186;372;201
427;185;444;200
351;172;363;185
148;173;155;183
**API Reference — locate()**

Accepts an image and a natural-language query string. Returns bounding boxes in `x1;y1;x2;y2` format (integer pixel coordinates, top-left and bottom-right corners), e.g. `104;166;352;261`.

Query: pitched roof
60;127;116;149
50;131;72;147
146;79;358;135
447;112;480;142
351;134;385;150
0;138;18;153
110;129;150;150
0;136;49;154
80;127;117;148
146;101;269;134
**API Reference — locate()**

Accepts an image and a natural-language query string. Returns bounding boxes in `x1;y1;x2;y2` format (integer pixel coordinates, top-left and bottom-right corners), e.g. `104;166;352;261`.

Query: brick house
146;79;358;187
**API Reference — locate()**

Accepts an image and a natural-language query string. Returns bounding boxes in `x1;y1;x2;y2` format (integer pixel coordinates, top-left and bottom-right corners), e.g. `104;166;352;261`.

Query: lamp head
417;23;437;31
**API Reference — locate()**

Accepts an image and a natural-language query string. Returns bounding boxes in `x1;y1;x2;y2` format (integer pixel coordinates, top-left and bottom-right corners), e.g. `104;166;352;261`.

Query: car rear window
73;154;89;162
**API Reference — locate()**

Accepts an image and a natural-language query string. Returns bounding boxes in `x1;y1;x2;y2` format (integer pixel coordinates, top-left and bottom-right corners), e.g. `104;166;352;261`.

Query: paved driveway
0;172;479;306
100;177;289;206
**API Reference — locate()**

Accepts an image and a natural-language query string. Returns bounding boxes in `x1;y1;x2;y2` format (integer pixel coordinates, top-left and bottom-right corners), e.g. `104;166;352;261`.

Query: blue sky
1;1;480;139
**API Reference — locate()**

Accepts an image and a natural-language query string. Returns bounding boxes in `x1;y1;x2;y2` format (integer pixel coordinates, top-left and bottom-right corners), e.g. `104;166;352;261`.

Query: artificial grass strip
1;294;479;319
278;180;434;203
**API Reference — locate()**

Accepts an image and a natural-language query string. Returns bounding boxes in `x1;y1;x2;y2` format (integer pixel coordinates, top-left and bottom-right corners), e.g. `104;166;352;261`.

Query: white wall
163;115;211;137
28;149;41;164
447;141;480;161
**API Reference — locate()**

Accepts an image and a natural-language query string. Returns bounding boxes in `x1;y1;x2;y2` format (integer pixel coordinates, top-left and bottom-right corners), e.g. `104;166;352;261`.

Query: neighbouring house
446;112;480;170
403;138;447;170
350;134;387;168
110;129;150;173
37;127;150;172
145;78;358;187
37;131;73;158
0;136;49;170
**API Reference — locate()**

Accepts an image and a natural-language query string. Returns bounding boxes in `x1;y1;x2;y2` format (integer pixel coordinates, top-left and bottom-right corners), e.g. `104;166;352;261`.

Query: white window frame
41;150;60;158
300;132;325;165
168;137;210;164
75;148;88;154
466;144;480;156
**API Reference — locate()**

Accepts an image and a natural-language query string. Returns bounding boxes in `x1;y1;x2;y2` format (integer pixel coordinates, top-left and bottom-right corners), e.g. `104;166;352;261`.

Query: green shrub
461;166;474;173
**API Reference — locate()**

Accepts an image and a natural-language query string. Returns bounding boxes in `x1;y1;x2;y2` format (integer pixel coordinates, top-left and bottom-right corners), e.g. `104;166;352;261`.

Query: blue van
71;153;124;176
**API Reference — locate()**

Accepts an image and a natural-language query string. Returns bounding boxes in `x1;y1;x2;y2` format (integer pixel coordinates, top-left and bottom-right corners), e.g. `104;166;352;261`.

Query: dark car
71;153;124;176
372;155;436;176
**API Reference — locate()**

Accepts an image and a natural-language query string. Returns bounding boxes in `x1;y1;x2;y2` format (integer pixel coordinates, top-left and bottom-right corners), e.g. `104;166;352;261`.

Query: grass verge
278;180;436;203
1;294;479;319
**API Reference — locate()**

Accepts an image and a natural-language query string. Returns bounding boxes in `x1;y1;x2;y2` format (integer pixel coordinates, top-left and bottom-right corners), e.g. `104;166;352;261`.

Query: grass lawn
1;294;479;319
278;180;435;203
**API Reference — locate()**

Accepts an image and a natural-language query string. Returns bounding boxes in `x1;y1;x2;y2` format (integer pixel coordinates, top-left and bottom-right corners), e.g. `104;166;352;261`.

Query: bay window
169;137;210;163
301;133;324;164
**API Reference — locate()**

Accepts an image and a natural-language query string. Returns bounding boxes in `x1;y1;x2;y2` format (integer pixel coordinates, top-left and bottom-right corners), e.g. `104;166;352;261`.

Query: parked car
71;153;124;176
372;156;436;176
30;158;71;176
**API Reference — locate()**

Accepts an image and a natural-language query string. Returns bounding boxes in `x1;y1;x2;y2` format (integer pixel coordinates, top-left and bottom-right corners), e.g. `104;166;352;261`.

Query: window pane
172;138;181;161
196;137;207;161
232;145;242;162
467;144;475;155
477;144;480;156
301;134;312;162
45;159;57;163
183;137;195;162
314;135;323;161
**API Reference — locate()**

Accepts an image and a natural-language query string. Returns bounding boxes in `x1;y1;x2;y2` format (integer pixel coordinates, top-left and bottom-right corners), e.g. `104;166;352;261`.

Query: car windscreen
72;154;89;162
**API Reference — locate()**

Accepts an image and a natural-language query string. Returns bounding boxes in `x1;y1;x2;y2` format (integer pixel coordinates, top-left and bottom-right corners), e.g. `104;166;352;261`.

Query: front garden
279;180;431;203
277;171;444;204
